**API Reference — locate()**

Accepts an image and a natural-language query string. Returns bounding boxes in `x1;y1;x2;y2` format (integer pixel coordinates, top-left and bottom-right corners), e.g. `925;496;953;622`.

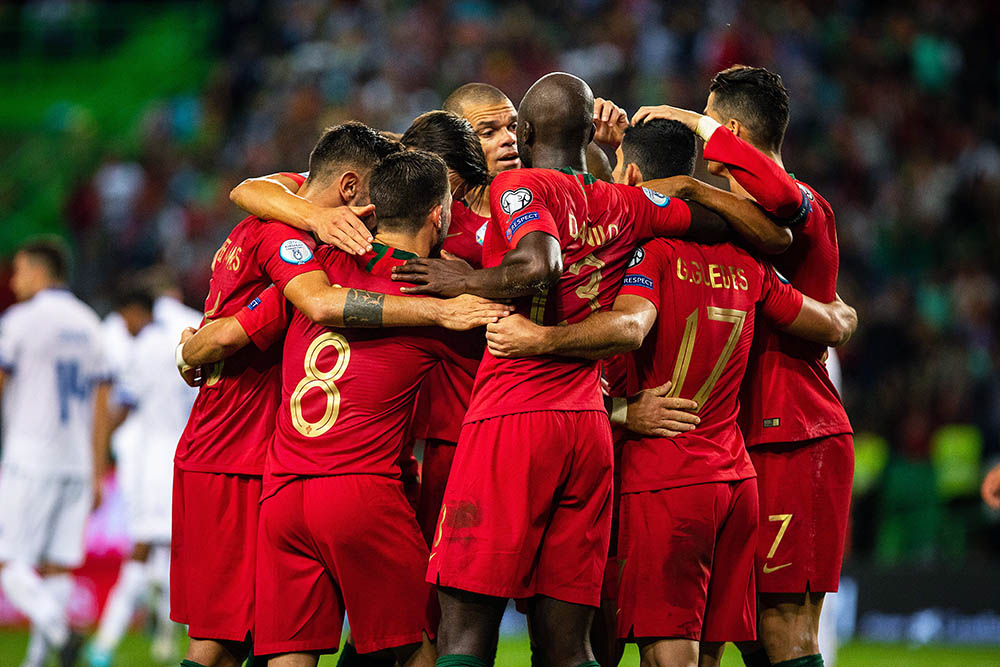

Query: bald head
443;83;511;116
516;73;595;169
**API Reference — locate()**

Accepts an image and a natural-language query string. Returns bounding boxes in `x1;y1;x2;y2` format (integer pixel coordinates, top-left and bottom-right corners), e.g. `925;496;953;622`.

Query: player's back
738;182;851;446
619;238;800;493
267;246;471;493
0;288;105;475
468;168;690;421
176;215;317;475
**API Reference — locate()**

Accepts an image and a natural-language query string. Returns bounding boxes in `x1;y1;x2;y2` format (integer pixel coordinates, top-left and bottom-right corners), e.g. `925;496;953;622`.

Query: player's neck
466;185;491;217
374;230;428;258
528;145;587;173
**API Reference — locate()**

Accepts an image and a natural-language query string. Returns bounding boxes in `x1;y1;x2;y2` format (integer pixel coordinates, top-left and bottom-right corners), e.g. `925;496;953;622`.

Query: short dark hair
17;236;70;281
402;111;490;188
305;122;402;187
622;119;696;180
369;151;449;233
709;65;789;152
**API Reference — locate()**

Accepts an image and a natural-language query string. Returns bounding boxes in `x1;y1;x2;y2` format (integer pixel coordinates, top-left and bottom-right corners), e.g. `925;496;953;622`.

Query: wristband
696;115;722;142
175;342;192;373
609;397;628;426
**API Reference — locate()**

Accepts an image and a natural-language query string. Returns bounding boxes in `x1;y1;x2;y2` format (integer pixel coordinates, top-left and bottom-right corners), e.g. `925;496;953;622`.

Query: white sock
0;562;69;647
19;626;48;667
94;559;148;653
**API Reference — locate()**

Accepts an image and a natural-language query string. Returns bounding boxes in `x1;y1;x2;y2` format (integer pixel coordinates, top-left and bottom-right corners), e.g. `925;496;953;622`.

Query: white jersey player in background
88;275;200;667
0;238;110;667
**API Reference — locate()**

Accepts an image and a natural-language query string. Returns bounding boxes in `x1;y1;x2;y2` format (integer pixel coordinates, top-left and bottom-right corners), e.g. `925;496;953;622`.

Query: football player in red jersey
180;151;490;667
482;236;854;667
633;66;854;667
391;72;785;667
172;126;505;667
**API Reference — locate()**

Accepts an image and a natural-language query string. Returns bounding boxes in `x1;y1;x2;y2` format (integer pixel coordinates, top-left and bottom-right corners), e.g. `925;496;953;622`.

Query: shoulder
493;169;559;211
794;179;833;220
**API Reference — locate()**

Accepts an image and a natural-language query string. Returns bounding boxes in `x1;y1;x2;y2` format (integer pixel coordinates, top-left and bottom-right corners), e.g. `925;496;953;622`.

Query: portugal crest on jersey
500;188;533;215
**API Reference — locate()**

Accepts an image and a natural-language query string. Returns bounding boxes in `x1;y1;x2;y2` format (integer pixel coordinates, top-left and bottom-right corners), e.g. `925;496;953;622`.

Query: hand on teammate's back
982;462;1000;510
435;294;512;331
392;256;474;297
593;98;629;147
485;314;547;358
307;204;376;255
625;381;700;437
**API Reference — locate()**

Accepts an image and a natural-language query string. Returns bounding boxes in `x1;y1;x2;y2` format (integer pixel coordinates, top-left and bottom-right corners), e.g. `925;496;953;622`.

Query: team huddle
0;65;856;667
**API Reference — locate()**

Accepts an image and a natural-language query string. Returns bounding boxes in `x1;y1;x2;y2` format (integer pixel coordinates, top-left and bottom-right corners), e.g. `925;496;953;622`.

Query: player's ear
726;118;743;137
430;204;443;230
625;163;643;187
339;171;360;204
588;121;596;144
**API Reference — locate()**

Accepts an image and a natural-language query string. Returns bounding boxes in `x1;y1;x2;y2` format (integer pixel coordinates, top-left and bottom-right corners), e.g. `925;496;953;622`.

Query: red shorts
416;439;457;546
428;410;613;607
750;433;854;593
618;478;758;643
170;467;261;643
255;475;437;656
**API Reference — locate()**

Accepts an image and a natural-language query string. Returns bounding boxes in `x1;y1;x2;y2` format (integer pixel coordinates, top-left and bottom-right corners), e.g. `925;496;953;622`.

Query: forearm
181;319;250;365
542;311;646;360
678;177;792;254
459;262;554;300
230;178;316;232
91;382;113;480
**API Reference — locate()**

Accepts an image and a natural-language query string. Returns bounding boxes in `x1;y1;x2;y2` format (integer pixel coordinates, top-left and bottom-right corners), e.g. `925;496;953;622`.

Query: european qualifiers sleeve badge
500;188;533;215
279;239;314;265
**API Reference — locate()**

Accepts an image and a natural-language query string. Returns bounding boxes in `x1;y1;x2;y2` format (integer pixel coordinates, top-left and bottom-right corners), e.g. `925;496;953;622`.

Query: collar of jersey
365;242;418;272
554;166;597;185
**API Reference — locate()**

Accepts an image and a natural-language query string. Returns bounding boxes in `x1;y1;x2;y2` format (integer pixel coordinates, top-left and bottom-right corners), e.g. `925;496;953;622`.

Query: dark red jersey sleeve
255;222;322;292
490;171;559;248
617;241;668;311
702;128;810;224
619;185;692;242
234;285;289;350
759;262;805;328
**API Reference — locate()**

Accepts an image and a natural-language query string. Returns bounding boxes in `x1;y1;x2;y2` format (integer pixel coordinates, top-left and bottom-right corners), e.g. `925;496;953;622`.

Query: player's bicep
683;201;730;244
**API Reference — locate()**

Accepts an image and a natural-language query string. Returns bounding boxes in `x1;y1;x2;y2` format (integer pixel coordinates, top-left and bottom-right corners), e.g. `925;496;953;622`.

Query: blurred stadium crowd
3;0;1000;565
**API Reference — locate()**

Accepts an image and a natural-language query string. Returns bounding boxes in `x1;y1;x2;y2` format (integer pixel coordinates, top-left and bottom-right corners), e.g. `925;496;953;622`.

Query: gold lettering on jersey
675;259;748;291
211;238;243;272
290;333;351;437
565;252;606;313
204;360;224;387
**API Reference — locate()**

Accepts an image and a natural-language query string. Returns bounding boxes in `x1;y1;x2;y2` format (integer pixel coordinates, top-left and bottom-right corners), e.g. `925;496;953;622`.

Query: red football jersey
618;238;803;493
174;217;320;475
465;168;692;421
264;245;474;497
444;199;489;269
703;129;852;445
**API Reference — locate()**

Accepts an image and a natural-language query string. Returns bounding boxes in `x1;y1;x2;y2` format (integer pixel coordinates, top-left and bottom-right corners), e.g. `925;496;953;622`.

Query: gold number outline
289;332;351;437
667;307;748;412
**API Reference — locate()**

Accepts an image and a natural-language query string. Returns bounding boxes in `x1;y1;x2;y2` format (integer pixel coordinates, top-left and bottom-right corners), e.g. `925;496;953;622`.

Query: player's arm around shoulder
762;264;858;347
231;171;374;254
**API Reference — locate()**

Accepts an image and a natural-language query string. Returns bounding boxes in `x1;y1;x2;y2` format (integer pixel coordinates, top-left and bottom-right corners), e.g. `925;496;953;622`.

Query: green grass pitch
2;630;999;666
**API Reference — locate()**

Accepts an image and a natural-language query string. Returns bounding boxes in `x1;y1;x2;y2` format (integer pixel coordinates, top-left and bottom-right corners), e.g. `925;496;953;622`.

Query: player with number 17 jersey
429;167;691;607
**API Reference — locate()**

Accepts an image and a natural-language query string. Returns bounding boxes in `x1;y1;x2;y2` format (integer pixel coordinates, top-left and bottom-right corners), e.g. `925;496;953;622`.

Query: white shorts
118;436;175;543
0;464;92;567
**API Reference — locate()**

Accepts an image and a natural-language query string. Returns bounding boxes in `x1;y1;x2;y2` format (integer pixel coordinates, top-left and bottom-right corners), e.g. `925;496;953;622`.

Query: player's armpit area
782;294;857;347
181;317;252;366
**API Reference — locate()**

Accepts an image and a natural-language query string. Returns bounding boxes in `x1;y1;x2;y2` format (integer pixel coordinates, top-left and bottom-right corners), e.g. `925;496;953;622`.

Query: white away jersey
0;288;109;475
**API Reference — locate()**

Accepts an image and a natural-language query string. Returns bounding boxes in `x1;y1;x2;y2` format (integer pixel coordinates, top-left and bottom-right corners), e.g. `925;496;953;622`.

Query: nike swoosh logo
762;562;792;574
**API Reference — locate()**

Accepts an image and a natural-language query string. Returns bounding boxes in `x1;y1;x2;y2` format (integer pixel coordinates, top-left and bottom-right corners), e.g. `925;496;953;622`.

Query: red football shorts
170;467;261;643
416;439;457;546
618;478;758;643
427;410;613;607
255;475;437;656
750;433;854;593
